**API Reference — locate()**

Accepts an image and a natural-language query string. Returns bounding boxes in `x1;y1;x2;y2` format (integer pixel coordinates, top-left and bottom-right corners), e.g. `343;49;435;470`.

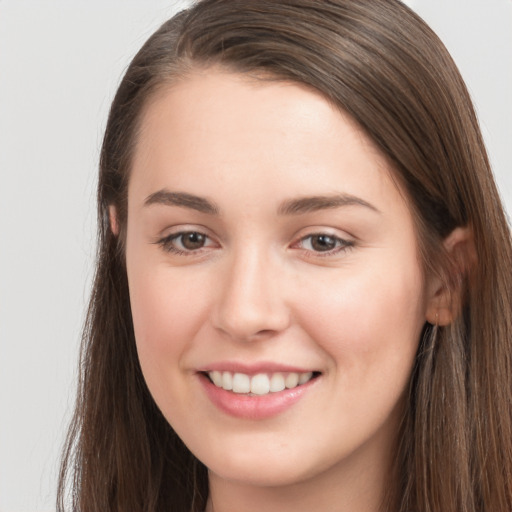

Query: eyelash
294;233;354;257
156;231;215;256
156;231;354;257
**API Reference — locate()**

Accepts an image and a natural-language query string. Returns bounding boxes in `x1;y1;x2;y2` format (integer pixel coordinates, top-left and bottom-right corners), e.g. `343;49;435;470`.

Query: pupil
182;232;205;250
312;235;336;251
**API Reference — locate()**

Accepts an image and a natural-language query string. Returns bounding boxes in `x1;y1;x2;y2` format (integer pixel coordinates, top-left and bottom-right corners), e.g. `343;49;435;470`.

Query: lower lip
198;373;319;420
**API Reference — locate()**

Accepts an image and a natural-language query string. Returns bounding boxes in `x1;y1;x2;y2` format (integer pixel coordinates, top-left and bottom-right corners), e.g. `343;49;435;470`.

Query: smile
207;370;316;395
199;368;321;420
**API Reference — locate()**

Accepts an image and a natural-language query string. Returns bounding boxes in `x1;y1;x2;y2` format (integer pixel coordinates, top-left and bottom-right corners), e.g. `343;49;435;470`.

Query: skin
122;70;451;512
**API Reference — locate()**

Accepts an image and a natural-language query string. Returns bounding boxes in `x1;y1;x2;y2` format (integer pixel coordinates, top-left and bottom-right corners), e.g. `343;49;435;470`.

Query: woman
58;1;512;511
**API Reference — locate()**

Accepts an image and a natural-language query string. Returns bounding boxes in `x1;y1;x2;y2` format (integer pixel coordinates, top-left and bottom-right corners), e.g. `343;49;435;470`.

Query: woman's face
125;70;430;489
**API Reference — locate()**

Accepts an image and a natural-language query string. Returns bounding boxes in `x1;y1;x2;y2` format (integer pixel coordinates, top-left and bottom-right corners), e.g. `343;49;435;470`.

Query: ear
108;205;119;236
425;226;476;326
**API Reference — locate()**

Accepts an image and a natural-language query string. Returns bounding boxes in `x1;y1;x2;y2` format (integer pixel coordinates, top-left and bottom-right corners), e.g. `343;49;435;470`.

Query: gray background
0;1;510;510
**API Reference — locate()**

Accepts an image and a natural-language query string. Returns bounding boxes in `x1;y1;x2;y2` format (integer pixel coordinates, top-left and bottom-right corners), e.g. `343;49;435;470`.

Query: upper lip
197;361;319;375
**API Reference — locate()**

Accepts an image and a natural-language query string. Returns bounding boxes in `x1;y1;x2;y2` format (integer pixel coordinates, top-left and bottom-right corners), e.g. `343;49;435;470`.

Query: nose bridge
213;243;289;341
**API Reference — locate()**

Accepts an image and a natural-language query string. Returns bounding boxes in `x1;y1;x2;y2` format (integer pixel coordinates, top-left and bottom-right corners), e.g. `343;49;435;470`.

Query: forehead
129;70;406;217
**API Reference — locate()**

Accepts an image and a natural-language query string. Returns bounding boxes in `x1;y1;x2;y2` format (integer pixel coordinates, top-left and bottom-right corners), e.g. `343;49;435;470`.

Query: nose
212;248;291;342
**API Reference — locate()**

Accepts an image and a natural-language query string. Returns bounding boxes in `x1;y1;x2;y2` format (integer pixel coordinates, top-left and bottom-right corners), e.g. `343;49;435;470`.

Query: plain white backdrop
0;1;510;511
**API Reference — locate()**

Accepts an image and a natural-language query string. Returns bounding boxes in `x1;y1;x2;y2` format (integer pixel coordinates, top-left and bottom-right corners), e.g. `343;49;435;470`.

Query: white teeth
210;370;223;387
251;373;270;395
269;373;285;392
298;371;313;385
222;371;233;391
285;372;299;388
232;373;251;393
208;370;315;395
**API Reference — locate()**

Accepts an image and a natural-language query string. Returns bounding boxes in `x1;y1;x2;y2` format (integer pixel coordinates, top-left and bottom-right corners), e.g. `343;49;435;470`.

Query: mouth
202;370;321;396
198;367;322;419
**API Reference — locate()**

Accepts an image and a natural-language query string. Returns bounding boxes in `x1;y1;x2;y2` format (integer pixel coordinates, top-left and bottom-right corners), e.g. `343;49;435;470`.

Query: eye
157;231;215;255
295;233;353;255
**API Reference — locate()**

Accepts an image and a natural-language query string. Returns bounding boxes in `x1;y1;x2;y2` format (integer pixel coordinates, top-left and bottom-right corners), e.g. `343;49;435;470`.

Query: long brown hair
58;1;512;511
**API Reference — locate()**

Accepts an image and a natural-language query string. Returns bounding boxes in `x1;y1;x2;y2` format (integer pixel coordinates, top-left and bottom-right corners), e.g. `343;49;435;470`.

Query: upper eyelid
158;230;215;246
157;223;213;237
293;233;353;248
154;224;217;244
292;227;355;244
298;233;349;242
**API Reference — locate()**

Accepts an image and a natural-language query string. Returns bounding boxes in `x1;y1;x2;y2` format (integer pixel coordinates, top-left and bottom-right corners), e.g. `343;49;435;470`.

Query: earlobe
425;270;455;325
109;205;119;236
425;226;476;326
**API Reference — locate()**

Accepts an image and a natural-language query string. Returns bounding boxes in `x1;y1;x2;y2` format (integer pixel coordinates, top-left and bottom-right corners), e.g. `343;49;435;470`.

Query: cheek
126;259;210;377
296;253;426;381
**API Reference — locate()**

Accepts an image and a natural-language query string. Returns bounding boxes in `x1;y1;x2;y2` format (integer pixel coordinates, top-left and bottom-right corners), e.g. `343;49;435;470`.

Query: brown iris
180;232;207;250
310;234;337;252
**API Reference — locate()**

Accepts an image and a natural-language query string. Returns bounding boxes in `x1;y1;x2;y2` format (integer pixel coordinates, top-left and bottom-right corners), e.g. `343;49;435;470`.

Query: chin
189;431;349;489
207;457;316;488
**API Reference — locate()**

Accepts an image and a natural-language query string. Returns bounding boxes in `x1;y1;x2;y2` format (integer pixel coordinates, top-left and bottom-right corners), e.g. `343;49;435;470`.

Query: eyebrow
144;189;379;216
277;194;380;216
144;190;220;215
